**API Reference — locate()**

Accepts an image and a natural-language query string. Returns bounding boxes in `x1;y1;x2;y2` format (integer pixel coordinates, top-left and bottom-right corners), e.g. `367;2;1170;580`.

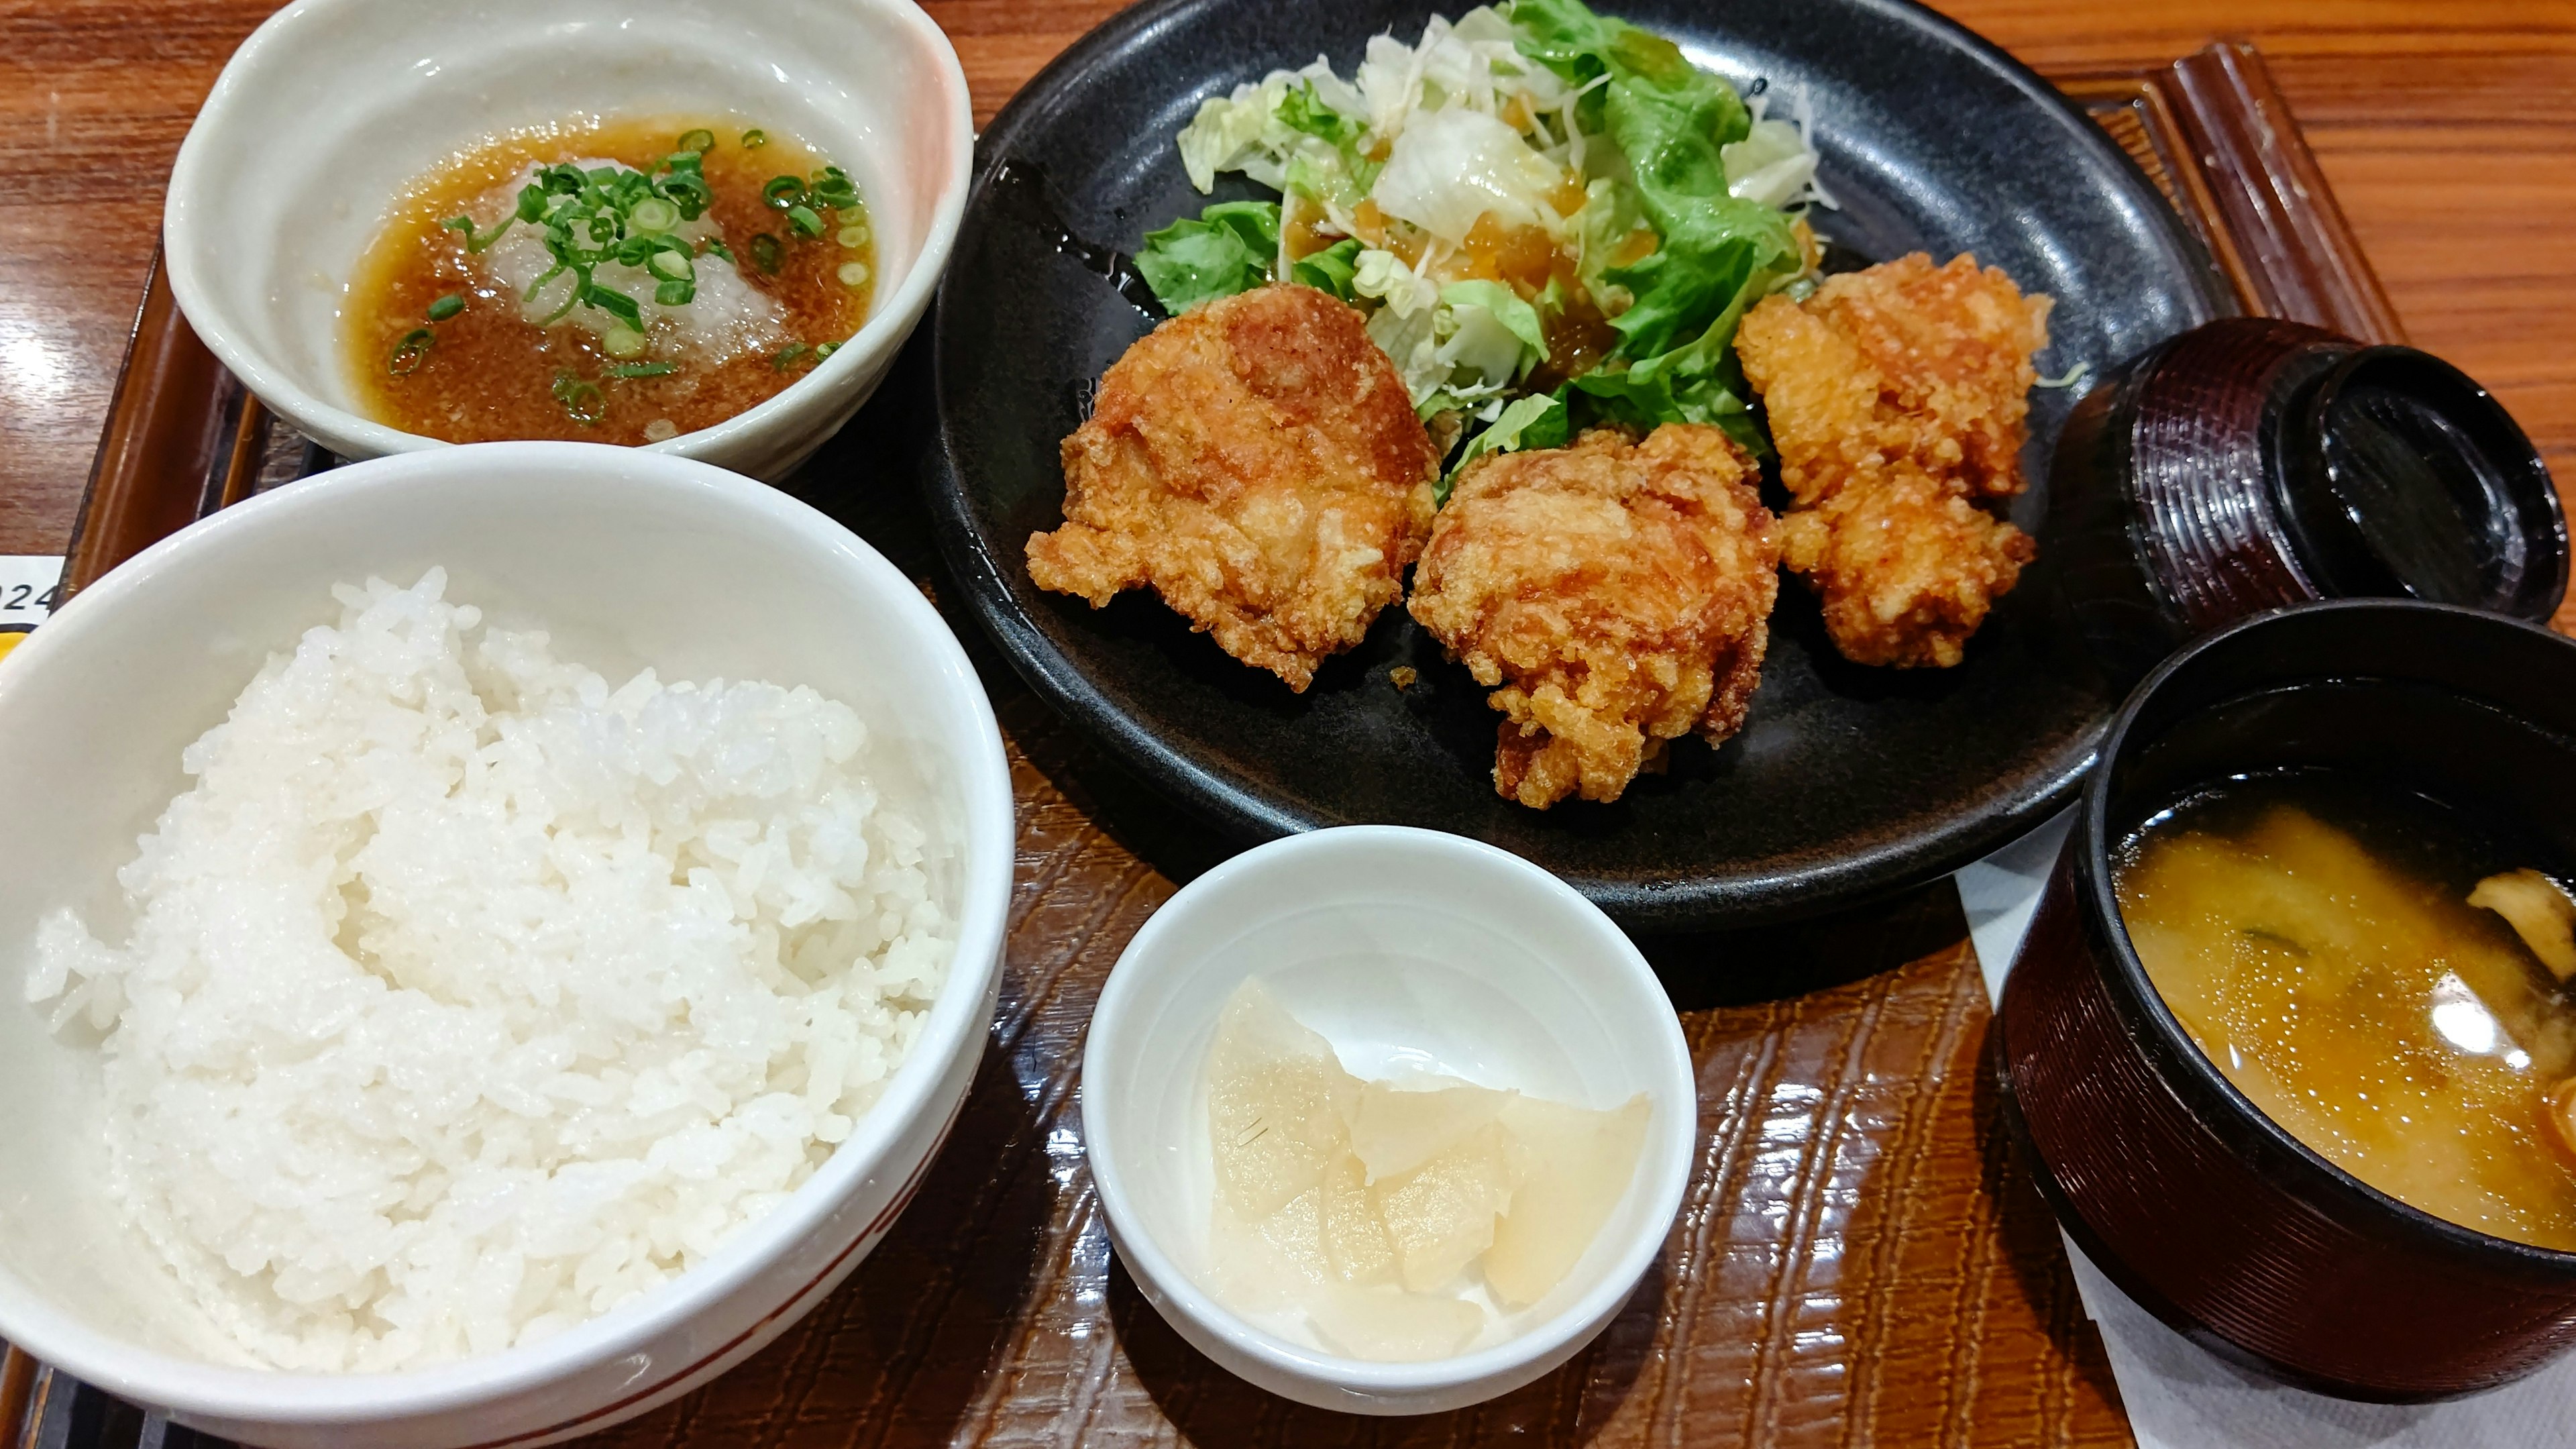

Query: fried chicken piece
1407;425;1780;809
1737;253;2053;667
1027;284;1440;692
1777;464;2037;668
1740;253;2053;504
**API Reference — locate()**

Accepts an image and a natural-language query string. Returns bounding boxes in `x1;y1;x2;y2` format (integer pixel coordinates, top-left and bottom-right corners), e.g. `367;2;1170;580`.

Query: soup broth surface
347;115;873;445
2116;771;2576;1250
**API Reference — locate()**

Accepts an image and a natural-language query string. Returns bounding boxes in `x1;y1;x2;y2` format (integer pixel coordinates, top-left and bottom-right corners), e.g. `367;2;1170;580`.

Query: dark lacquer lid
2275;345;2569;619
2049;319;2570;684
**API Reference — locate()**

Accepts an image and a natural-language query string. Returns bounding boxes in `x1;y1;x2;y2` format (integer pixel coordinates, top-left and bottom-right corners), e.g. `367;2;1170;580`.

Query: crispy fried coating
1739;252;2053;504
1028;284;1440;692
1777;464;2037;668
1737;253;2053;667
1407;425;1780;809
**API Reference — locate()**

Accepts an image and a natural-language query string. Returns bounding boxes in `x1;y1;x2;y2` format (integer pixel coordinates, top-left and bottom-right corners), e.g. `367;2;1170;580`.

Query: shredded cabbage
1723;118;1818;208
1438;280;1548;372
1355;7;1572;140
1177;61;1366;193
1371;106;1564;244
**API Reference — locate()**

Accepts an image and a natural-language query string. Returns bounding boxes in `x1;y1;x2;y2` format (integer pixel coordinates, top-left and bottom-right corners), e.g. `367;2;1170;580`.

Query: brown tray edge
16;36;2397;1449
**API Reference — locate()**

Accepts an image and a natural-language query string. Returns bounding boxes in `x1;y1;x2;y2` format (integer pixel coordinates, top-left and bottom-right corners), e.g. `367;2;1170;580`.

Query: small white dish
0;443;1014;1448
162;0;972;481
1083;826;1696;1415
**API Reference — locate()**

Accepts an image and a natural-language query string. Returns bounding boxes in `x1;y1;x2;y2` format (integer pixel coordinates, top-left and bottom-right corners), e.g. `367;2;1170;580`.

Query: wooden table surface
3;3;2573;1446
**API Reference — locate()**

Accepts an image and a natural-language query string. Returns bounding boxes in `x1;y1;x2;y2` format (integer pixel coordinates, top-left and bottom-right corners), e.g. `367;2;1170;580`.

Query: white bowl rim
0;441;1016;1424
159;0;973;465
1081;824;1697;1394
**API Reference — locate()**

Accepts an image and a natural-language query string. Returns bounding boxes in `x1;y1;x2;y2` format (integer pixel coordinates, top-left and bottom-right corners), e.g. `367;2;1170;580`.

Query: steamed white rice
25;568;951;1371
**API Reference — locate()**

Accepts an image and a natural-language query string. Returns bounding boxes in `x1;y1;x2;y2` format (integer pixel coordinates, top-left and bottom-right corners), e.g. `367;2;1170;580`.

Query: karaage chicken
1407;424;1780;808
1028;283;1441;692
1776;464;2036;668
1737;253;2053;667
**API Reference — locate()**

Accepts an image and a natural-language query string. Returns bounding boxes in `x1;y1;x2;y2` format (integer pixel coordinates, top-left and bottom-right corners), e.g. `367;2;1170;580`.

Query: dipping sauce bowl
164;0;971;480
2048;319;2568;683
1998;599;2576;1401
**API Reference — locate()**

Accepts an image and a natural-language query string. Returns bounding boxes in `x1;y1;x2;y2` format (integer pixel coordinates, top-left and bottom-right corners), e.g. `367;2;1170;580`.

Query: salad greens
1134;0;1827;482
1438;389;1570;504
1134;201;1283;314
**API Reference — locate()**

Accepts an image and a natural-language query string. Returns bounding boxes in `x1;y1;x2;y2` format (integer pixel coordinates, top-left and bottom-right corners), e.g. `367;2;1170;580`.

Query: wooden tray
8;40;2400;1449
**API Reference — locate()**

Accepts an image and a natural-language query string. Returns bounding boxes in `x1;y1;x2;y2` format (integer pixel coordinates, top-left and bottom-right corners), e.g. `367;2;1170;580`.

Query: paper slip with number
0;556;64;663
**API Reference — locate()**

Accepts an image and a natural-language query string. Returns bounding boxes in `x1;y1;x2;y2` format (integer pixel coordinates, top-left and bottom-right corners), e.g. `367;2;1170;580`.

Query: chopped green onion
441;215;516;253
551;371;606;425
426;293;464;322
810;165;861;211
786;203;824;237
837;224;868;248
815;340;841;360
605;360;678;378
387;327;435;376
750;233;784;274
578;281;644;329
741;128;767;149
700;237;737;263
763;175;806;210
675;127;714;154
653;154;713;216
837;261;870;287
771;343;811;371
504;156;727;333
603;327;647;359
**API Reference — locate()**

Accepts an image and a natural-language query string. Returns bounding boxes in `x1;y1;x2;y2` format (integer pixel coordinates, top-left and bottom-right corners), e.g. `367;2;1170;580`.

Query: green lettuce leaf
1134;201;1282;314
1438;280;1549;360
1279;80;1382;205
1509;0;1803;433
1570;350;1766;455
1290;237;1365;301
1279;80;1363;150
1439;389;1572;505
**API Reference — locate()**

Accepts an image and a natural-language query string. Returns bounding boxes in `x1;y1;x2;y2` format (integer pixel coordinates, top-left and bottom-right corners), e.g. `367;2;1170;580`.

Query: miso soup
347;116;875;446
2115;771;2576;1250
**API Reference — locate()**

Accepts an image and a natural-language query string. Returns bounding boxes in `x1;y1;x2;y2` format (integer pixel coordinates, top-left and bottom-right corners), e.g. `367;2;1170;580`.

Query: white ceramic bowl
0;443;1014;1448
1083;826;1697;1415
163;0;972;481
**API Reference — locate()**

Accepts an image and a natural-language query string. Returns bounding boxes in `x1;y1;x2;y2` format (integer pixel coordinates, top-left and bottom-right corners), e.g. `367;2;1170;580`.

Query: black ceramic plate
924;0;2229;930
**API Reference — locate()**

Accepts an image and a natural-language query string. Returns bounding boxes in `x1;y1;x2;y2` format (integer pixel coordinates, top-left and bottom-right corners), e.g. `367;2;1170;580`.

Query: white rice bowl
26;567;953;1373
